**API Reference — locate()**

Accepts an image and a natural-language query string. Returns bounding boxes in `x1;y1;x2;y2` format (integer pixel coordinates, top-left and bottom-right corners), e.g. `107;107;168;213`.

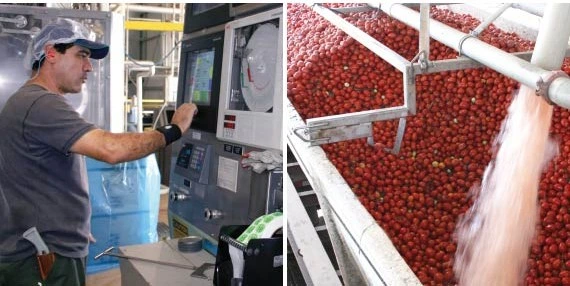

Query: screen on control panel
177;32;223;134
184;48;215;106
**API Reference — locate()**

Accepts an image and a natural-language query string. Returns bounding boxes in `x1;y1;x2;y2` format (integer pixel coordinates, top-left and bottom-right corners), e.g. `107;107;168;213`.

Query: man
0;19;197;285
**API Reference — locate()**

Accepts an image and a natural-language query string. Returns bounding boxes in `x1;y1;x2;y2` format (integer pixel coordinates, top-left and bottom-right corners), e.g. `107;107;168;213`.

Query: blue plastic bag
85;155;161;274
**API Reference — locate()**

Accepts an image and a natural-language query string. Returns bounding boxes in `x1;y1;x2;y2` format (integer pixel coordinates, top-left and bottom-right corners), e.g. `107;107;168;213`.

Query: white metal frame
286;176;342;286
287;98;422;286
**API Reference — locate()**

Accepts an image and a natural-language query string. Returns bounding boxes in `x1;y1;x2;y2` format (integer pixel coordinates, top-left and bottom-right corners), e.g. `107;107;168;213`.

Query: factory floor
86;191;170;286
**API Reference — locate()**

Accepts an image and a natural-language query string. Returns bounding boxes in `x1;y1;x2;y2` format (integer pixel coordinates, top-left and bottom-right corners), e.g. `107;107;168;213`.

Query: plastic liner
85;154;161;274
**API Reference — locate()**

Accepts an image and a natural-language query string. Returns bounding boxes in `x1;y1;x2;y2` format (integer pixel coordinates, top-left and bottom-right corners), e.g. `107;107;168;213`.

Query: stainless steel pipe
369;3;570;109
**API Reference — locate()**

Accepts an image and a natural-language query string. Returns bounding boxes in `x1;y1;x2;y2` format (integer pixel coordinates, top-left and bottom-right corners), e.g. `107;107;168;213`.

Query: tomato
288;3;570;285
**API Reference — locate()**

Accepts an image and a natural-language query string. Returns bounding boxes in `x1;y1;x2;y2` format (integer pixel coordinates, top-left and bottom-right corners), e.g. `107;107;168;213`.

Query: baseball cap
24;18;109;70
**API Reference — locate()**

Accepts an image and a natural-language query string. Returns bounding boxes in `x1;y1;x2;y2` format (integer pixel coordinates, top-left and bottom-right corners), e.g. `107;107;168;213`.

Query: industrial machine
109;4;283;284
168;4;283;258
0;4;124;132
110;4;286;285
216;7;283;150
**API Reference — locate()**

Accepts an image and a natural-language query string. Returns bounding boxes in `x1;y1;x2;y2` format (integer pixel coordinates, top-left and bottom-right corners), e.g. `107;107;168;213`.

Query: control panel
174;142;212;185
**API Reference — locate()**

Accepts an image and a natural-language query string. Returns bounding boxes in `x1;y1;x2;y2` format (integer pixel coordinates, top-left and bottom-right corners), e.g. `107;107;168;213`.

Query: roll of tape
237;212;283;245
178;236;203;253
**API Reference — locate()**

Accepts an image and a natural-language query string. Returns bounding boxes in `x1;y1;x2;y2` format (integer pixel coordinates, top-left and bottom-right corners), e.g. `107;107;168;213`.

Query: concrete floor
86;192;169;286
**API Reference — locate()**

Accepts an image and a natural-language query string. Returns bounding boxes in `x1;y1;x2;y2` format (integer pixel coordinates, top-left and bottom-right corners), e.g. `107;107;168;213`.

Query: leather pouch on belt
37;253;56;281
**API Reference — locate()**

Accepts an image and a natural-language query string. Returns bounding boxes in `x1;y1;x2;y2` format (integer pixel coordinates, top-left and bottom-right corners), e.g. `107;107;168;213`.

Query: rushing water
454;86;558;285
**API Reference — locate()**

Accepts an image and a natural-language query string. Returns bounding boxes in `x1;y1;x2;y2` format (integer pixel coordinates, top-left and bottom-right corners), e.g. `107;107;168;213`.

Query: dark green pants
0;254;85;286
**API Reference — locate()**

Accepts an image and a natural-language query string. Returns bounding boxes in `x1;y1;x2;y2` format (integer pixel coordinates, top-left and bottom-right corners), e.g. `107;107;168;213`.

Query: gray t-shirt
0;84;96;262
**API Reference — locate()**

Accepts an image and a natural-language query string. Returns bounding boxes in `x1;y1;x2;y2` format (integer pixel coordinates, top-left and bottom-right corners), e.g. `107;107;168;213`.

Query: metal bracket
418;3;430;73
292;123;331;145
536;70;569;105
457;34;475;57
410;49;570;75
299;4;426;154
292;126;311;143
410;50;431;73
0;15;27;28
387;117;407;154
365;117;407;154
295;104;410;147
308;122;372;146
418;52;429;71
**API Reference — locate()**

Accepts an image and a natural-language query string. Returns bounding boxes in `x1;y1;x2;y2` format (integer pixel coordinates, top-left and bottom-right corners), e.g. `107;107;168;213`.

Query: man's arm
70;129;166;164
70;103;197;164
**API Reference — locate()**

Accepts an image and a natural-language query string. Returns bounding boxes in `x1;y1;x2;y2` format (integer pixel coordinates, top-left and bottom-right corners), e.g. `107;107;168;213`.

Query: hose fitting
536;70;569;105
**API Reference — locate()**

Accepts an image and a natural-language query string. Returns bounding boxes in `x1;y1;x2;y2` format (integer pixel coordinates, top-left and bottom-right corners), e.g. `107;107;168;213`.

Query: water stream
455;86;558;285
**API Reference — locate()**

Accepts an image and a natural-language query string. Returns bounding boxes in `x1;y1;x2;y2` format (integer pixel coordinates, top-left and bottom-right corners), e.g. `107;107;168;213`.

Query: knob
170;192;189;202
204;208;223;220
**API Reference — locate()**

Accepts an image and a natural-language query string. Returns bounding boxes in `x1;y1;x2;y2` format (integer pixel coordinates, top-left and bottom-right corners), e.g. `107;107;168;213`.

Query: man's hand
172;103;198;133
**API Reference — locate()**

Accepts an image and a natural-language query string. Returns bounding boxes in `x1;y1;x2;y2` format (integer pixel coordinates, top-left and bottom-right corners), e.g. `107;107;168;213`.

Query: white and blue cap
24;18;109;70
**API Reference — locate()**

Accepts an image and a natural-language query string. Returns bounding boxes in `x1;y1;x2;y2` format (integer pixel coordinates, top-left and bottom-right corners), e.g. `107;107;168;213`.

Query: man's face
53;45;93;94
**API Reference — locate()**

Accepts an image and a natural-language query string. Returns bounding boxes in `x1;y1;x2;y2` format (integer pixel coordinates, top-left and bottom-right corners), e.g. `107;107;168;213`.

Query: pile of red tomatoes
288;3;570;285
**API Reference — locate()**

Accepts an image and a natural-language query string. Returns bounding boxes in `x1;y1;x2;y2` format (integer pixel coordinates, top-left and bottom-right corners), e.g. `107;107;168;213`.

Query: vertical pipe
531;4;570;70
130;64;155;132
419;4;430;61
123;3;129;132
136;74;144;132
538;4;570;108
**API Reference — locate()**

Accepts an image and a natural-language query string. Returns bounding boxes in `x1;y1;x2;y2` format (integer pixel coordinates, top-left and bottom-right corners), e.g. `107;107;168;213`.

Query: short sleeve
24;93;95;154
